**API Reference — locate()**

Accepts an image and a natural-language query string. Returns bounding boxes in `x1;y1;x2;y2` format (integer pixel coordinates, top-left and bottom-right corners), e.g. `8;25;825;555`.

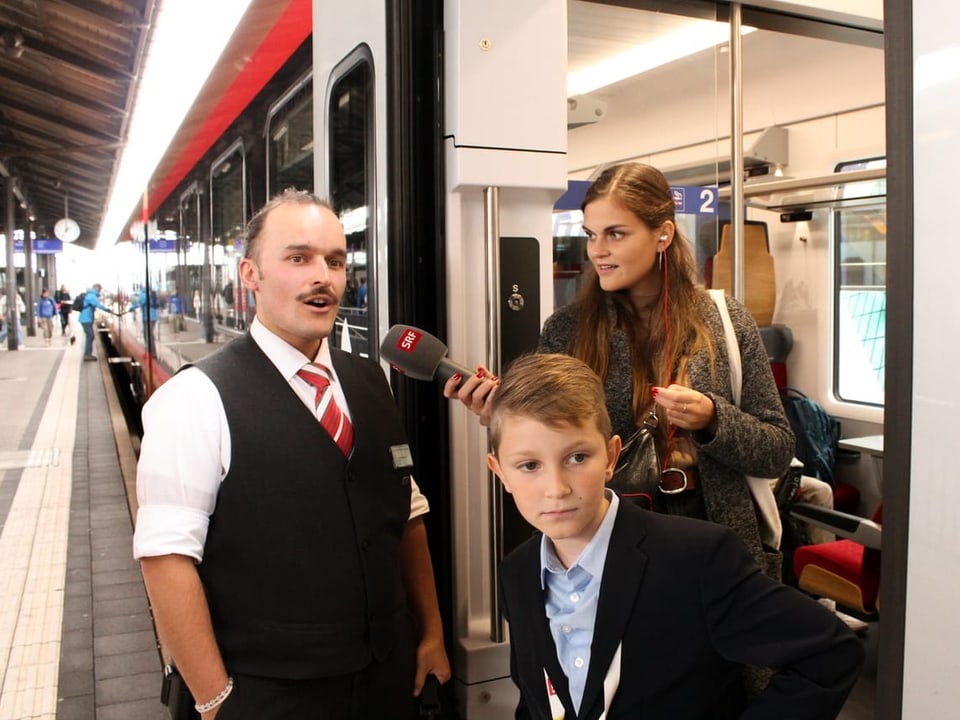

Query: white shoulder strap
708;289;742;406
708;289;784;550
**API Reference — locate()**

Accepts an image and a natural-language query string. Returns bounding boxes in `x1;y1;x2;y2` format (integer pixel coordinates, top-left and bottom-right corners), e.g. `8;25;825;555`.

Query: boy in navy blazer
487;353;864;720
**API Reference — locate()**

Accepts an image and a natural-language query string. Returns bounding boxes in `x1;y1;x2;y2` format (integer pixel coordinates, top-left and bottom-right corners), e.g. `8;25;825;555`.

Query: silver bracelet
194;676;234;714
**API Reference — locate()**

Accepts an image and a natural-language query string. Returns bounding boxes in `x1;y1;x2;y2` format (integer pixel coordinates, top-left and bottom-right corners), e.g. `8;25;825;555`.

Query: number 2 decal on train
670;186;719;215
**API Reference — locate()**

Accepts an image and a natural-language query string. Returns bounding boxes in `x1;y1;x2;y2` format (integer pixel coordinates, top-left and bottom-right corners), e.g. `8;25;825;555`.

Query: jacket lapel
577;501;649;719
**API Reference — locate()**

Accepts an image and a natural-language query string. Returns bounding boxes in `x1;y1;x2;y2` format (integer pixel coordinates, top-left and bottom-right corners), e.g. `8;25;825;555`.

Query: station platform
0;325;186;720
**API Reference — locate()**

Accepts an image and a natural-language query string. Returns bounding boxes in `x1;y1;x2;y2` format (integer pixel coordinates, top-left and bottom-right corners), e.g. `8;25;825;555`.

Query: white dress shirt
133;318;428;561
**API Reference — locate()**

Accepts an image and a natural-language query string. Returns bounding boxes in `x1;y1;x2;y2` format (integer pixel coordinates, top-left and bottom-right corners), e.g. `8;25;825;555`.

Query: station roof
0;0;153;250
0;0;308;251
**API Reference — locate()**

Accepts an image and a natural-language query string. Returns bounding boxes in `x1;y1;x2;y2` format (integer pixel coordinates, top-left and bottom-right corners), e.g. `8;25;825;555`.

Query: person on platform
168;289;185;333
133;190;451;719
36;288;57;345
78;284;113;361
356;277;368;310
128;286;160;346
54;284;72;335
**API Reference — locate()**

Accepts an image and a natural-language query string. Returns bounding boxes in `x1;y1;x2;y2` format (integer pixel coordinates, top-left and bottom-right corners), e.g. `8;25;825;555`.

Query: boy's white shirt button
574;657;585;668
570;592;581;603
562;625;572;633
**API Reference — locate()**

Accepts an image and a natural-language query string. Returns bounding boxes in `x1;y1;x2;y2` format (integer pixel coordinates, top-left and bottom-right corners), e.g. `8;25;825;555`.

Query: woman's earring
658;249;663;271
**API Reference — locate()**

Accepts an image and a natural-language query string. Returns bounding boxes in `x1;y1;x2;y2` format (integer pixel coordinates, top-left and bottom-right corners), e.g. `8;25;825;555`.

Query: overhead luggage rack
719;166;886;212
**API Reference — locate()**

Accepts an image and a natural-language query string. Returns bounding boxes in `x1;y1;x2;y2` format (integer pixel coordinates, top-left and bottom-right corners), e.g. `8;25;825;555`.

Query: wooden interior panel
711;223;776;327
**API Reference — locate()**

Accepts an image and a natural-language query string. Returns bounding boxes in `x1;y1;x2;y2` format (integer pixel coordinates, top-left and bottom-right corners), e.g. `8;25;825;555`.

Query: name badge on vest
390;444;414;488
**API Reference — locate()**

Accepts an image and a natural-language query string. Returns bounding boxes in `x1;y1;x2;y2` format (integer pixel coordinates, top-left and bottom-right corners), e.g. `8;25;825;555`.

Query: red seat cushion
794;540;880;614
795;538;864;578
769;361;788;389
833;481;861;514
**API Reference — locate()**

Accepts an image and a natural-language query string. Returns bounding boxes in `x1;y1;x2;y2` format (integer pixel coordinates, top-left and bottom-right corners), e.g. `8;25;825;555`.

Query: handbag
708;289;784;550
610;409;663;510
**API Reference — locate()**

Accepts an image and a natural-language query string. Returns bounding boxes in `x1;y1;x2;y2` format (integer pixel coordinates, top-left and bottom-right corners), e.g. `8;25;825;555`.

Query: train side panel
903;0;960;715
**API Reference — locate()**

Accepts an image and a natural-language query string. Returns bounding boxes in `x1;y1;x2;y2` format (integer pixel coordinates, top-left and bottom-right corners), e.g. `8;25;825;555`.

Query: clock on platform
54;217;80;243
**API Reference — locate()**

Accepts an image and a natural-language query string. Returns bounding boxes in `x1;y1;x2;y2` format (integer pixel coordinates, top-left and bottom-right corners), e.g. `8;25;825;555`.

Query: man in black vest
134;190;450;719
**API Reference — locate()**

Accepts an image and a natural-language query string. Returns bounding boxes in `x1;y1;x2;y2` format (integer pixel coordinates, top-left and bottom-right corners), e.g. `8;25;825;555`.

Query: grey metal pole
201;193;215;343
730;3;745;302
5;177;18;350
23;229;35;337
143;220;155;358
483;185;504;643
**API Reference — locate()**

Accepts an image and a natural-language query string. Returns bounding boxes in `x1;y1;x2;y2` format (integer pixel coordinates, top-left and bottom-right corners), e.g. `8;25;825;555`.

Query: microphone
380;325;473;389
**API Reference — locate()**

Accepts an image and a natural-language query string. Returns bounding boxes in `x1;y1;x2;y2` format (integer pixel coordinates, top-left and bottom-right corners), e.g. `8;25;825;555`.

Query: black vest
195;335;414;678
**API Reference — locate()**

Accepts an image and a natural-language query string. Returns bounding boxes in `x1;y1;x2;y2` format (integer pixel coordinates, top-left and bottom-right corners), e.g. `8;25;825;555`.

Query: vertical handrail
483;185;505;642
23;233;35;337
730;3;745;302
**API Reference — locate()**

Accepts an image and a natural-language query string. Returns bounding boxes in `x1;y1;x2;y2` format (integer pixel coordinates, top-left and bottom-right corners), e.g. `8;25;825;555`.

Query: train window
267;73;313;196
210;140;249;331
834;157;886;406
178;186;204;324
328;51;373;358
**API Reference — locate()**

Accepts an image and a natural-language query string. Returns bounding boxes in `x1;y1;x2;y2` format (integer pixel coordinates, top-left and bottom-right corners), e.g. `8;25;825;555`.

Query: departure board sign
14;238;63;254
139;238;178;252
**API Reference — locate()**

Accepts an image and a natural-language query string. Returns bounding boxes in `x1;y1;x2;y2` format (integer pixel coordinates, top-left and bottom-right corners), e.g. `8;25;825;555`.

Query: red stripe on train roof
147;0;311;220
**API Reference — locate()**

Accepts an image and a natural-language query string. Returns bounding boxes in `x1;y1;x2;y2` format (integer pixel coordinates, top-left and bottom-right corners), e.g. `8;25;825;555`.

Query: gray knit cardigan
538;291;795;577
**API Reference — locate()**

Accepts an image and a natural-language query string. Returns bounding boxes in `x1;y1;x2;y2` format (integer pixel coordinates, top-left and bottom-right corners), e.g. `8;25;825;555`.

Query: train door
313;3;385;360
312;6;456;713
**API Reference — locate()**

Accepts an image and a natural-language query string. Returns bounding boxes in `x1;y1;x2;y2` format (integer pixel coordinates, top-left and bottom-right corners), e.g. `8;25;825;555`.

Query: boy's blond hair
489;353;613;451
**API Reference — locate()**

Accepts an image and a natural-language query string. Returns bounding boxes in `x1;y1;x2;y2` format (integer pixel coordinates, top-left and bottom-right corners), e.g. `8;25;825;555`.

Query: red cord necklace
659;247;678;471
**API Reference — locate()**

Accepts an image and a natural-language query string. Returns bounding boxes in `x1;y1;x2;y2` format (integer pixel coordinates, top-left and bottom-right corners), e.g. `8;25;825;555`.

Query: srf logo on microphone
398;328;421;353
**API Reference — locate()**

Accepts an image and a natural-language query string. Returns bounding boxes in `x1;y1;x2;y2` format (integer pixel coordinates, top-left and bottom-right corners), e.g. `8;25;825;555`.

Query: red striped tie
297;363;354;455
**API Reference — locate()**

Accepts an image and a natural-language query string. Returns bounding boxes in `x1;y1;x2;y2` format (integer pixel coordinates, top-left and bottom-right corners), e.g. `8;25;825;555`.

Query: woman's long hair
572;162;714;424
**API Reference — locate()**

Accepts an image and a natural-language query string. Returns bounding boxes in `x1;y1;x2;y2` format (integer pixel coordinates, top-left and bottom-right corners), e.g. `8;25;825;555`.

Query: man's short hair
489;353;612;451
244;189;334;263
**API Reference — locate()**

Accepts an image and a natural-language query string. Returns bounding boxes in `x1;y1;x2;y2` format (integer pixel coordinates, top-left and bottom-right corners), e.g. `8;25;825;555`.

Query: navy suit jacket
500;499;864;720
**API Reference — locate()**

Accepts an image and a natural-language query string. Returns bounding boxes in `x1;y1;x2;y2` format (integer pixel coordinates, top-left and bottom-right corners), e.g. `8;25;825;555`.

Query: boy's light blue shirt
540;490;620;714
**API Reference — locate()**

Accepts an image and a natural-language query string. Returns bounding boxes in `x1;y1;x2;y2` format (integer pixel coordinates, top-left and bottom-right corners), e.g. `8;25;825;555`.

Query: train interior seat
790;503;882;617
758;324;861;516
706;220;776;328
699;222;863;515
830;472;862;515
759;324;792;391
